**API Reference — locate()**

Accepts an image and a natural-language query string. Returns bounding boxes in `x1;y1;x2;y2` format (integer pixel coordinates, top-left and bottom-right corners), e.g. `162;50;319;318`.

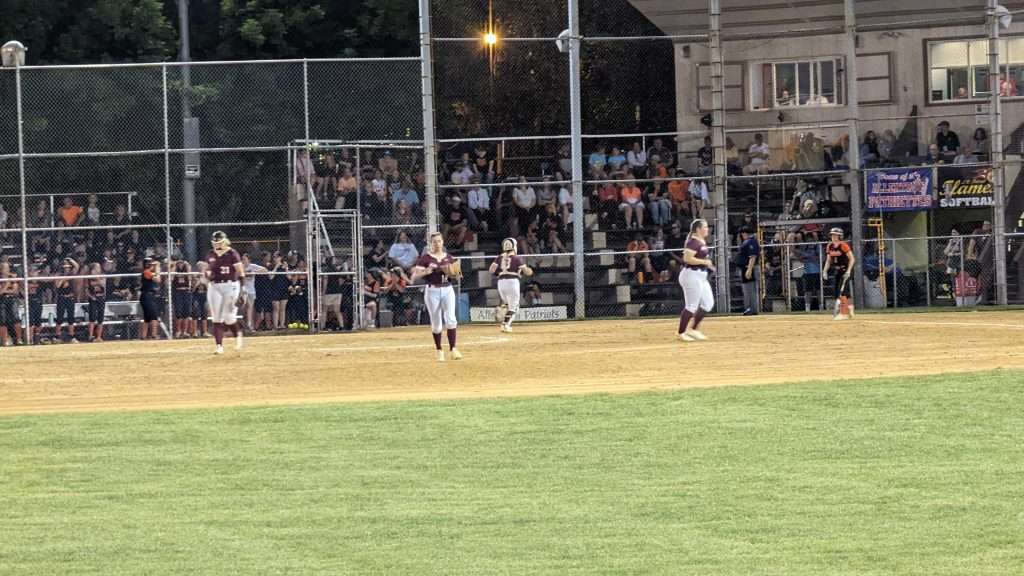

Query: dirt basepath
1;312;1021;415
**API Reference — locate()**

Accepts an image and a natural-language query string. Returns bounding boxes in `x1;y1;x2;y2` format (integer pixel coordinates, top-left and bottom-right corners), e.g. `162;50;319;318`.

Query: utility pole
179;0;199;262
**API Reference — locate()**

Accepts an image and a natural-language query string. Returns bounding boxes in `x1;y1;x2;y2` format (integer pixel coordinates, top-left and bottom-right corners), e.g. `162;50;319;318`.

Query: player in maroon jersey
411;232;462;361
677;218;716;342
205;231;246;354
488;237;532;332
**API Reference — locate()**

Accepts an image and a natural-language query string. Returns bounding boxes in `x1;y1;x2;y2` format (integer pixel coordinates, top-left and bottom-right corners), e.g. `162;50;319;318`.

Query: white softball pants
208;281;240;324
678;268;714;314
425;285;458;333
497;278;521;313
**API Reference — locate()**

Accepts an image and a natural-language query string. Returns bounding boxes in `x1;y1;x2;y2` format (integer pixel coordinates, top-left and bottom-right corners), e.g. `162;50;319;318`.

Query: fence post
988;0;1009;306
163;63;174;340
845;0;866;311
419;0;440;233
569;0;586;319
709;0;731;310
15;58;30;343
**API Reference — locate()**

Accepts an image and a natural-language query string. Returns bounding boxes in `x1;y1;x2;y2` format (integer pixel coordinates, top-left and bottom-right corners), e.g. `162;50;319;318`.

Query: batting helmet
829;227;844;238
501;237;518;255
211;230;231;248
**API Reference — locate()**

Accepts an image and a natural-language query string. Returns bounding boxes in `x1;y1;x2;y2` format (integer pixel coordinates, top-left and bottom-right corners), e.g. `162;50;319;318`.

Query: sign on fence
470;306;568;323
938;166;994;209
865;168;933;211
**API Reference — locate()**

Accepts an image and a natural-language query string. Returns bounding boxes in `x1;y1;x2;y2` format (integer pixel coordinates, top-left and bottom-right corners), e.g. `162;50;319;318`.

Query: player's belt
212;279;238;284
684;265;708;271
427;283;451;288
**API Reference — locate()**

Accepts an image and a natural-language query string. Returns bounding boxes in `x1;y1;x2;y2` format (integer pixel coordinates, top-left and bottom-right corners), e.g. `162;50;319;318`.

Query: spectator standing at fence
627;142;648;179
736;227;761;316
192;260;209;338
968;221;995;305
241;254;266;331
171;260;192;339
269;254;291;331
935;121;960;156
54;258;80;343
620;180;645;229
85;262;105;343
287;261;309;328
138;257;162;340
0;262;23;346
798;236;822;311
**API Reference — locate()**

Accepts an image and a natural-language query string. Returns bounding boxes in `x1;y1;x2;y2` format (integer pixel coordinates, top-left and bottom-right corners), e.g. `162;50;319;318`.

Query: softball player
205;231;246;354
412;232;462;362
0;262;23;346
822;227;855;320
677;218;716;342
488;238;532;332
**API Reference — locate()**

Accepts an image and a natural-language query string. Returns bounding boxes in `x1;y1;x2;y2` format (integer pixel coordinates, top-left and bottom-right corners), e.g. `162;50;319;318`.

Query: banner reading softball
938;165;994;208
865;168;934;211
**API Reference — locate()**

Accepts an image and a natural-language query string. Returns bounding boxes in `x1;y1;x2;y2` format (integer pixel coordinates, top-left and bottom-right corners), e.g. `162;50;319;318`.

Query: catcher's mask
501;237;518;254
211;230;231;249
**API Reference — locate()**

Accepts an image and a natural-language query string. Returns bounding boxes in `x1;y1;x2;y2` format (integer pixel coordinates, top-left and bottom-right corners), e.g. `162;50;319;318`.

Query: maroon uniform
492;254;526;279
684;237;710;270
207;249;242;282
416;253;455;286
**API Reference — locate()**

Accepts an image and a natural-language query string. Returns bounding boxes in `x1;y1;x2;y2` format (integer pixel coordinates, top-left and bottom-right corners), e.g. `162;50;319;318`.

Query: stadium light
483;32;498;46
1;40;26;67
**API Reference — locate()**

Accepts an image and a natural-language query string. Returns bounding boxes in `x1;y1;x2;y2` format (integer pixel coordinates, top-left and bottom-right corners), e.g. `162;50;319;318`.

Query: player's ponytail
686;218;707;245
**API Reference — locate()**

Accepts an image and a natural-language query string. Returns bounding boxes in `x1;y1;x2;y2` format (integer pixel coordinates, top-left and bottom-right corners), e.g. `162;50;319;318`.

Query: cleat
679;332;696;342
686;329;707;341
450;348;463;360
215;345;224;355
235;332;244;351
832;314;849;321
501;324;512;333
436;350;446;362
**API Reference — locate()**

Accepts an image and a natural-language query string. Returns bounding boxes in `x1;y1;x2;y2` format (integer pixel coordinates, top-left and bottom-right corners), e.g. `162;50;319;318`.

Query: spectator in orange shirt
57;196;83;228
594;180;620;229
666;168;691;219
619;180;645;229
626;232;654;283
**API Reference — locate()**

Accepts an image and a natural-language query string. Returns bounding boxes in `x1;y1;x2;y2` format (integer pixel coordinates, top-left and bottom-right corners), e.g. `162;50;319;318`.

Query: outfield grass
2;371;1023;575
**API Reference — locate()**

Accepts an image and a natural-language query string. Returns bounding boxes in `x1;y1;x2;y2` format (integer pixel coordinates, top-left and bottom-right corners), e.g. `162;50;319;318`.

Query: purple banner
865;168;933;212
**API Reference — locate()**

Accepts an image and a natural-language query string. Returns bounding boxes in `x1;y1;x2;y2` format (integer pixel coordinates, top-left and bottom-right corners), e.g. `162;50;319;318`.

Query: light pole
178;0;199;263
2;40;30;343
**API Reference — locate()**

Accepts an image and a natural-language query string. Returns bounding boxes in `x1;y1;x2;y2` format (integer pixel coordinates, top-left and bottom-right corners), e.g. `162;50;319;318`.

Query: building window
697;63;745;112
763;58;844;108
928;38;1024;102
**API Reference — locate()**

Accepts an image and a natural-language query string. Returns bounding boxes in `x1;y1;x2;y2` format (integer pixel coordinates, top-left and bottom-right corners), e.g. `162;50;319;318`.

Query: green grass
2;371;1023;575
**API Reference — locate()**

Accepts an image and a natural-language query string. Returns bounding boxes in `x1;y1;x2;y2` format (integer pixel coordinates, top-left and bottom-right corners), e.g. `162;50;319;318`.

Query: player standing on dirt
677;218;716;342
411;232;462;362
489;237;532;333
822;227;855;320
205;231;246;355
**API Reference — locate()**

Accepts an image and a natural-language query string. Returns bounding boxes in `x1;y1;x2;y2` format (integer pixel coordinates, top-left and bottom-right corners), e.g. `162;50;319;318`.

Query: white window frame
767;57;843;109
927;37;1024;103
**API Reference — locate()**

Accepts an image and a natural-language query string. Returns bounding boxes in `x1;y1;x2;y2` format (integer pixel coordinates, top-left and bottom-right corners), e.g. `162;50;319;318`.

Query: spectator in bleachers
537;176;558;215
830;134;851;169
473;144;495;183
365;177;392;222
619;179;645;229
316;153;341;207
666;168;690;220
392;175;420;208
84;194;101;226
859;131;881;167
335;166;358;209
626;232;654;284
443;194;470;249
607;147;628;178
878;129;897;161
557;180;573;226
588;145;608;179
953;146;978;165
539;203;566;253
648;226;671;282
743;133;770;175
647;138;674;171
594;178;619;230
924;143;945;165
697;136;713;176
935;121;960;156
521;223;541;256
646;179;672;227
627;141;648;179
366;239;389;271
513;176;538;235
467;176;491;231
109;204;131;238
0;203;8;243
451;157;475;185
56;196;83;229
725;137;741;175
690;177;709;220
999;72;1017;97
379;150;399;179
388;231;419;272
971;127;990;159
555;143;573;177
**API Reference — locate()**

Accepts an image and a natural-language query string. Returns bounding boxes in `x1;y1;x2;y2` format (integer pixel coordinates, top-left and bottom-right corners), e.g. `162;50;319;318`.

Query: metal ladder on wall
307;194;363;331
